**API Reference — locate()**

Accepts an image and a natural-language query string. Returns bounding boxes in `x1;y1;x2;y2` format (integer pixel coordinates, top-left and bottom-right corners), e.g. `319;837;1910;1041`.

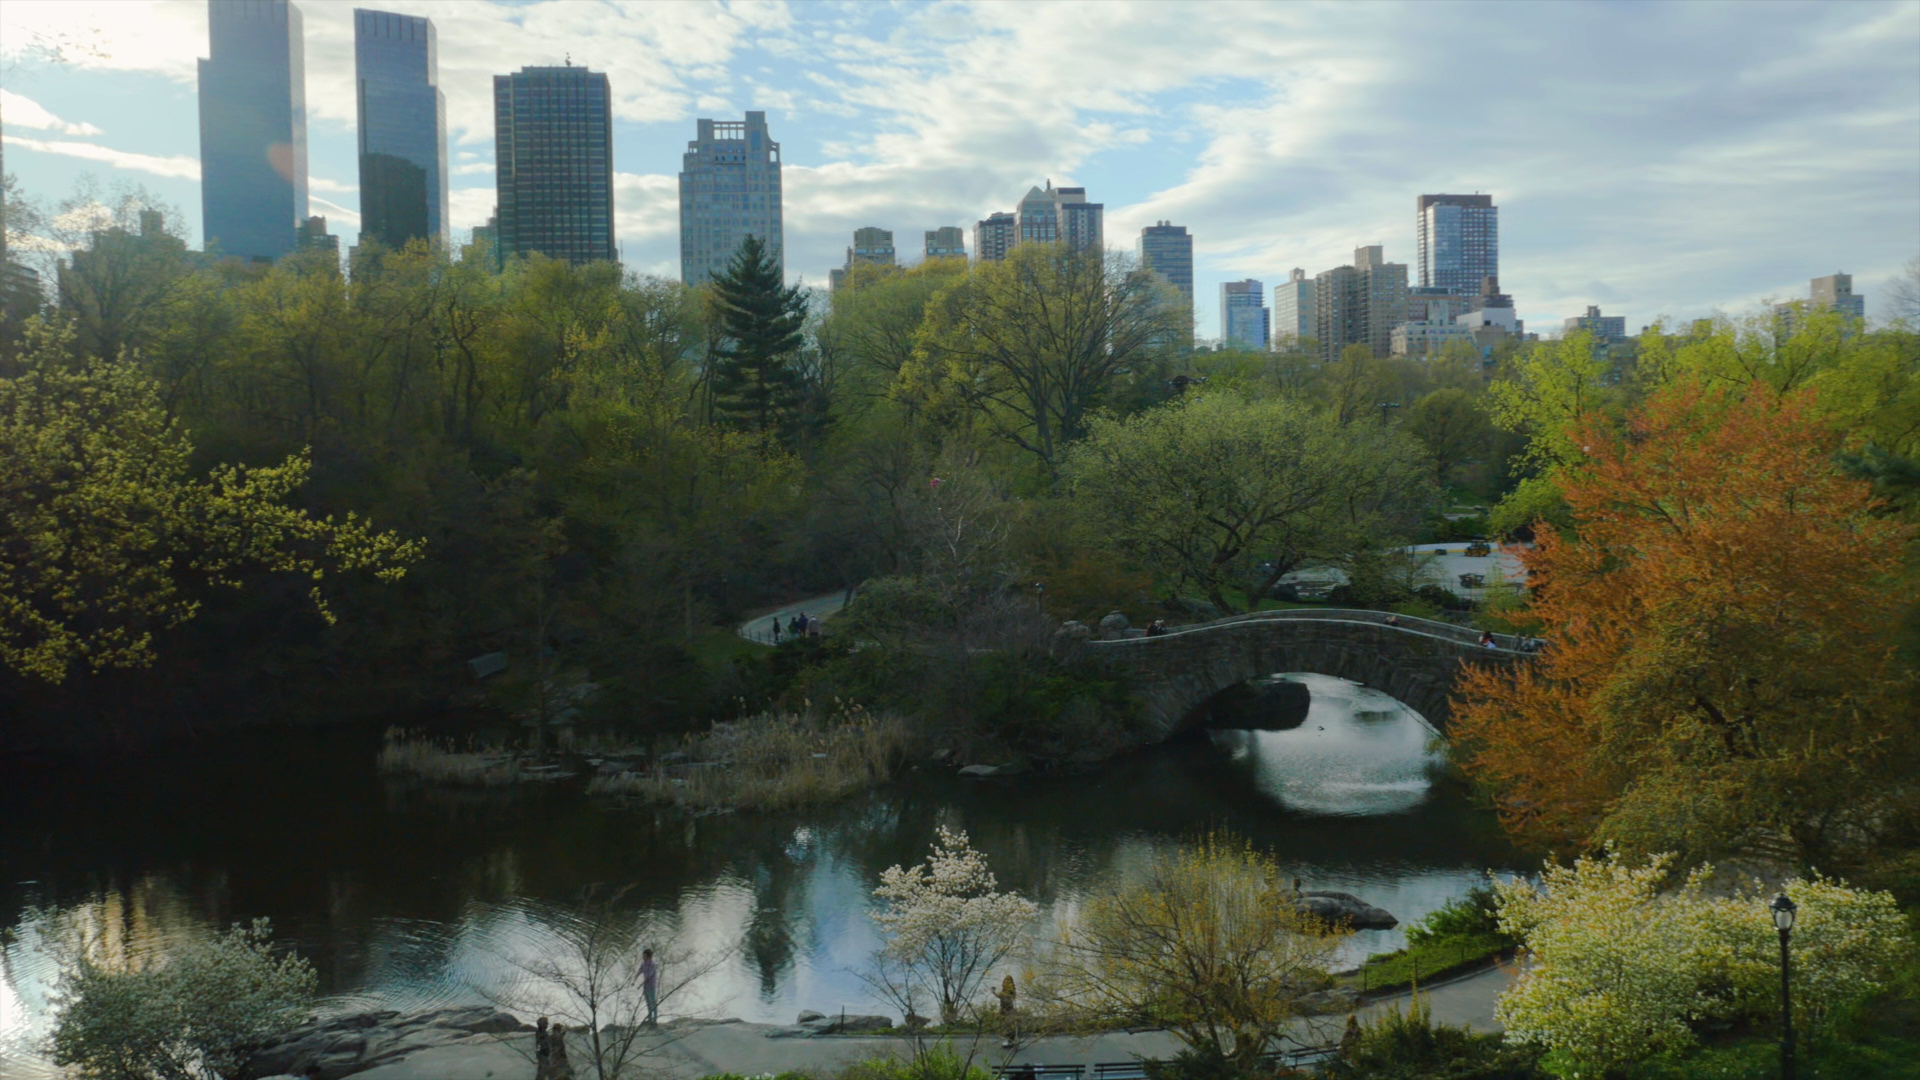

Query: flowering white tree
868;826;1038;1025
1494;851;1911;1076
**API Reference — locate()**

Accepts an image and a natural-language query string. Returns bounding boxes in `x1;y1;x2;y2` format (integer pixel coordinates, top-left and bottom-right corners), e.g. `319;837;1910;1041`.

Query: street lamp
1771;893;1798;1080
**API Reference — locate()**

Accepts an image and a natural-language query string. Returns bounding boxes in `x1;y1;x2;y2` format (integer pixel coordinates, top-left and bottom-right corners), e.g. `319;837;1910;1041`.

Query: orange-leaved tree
1452;379;1918;860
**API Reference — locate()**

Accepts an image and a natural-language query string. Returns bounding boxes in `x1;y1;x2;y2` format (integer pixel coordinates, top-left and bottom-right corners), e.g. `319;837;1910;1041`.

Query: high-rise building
1138;222;1193;307
1563;305;1626;342
679;111;783;284
296;214;339;260
1272;268;1316;349
1456;275;1521;333
925;226;966;260
1314;246;1408;361
1221;279;1269;351
1416;194;1498;296
1014;182;1103;253
354;8;448;250
493;65;615;265
1773;271;1866;334
830;226;896;290
199;0;309;261
974;212;1016;263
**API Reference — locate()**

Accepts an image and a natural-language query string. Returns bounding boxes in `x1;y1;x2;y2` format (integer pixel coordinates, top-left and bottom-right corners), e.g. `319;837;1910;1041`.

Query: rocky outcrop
246;1007;528;1079
1298;891;1398;930
1097;612;1131;640
764;1011;896;1038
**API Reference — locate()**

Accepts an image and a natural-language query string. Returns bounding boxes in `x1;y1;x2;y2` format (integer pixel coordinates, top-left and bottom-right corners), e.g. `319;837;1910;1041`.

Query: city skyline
3;0;1916;332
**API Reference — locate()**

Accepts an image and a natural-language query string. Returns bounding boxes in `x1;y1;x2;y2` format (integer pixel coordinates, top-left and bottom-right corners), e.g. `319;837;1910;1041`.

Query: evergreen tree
708;235;808;442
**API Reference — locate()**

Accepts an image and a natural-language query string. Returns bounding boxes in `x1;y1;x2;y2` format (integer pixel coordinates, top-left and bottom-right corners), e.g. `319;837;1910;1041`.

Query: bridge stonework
1084;610;1532;742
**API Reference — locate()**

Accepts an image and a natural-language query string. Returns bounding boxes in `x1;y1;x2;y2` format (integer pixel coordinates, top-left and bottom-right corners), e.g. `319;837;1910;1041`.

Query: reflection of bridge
1086;610;1534;741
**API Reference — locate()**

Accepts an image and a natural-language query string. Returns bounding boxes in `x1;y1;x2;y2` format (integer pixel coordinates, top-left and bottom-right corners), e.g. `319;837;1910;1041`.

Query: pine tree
708;235;808;442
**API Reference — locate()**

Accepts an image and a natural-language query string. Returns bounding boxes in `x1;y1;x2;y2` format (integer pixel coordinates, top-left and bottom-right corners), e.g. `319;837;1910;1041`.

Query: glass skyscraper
199;0;308;261
679;111;784;284
1416;194;1498;296
1221;279;1269;351
355;8;447;250
493;66;616;265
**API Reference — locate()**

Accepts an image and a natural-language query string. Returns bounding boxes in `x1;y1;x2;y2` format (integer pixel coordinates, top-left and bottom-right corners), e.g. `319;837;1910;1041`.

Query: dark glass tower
198;0;308;261
493;66;616;265
1416;193;1498;297
355;8;447;249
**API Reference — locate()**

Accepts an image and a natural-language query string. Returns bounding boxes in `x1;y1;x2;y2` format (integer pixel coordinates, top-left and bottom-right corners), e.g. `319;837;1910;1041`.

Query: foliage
839;1041;994;1080
50;919;318;1080
0;325;423;682
1051;832;1348;1067
1491;851;1911;1076
1323;997;1545;1080
587;707;907;811
868;826;1039;1025
1452;381;1919;857
1064;392;1431;614
1405;886;1504;946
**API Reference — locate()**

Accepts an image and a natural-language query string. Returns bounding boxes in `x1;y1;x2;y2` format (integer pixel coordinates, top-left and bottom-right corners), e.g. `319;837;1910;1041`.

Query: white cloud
0;89;104;135
7;134;199;179
308;195;360;230
309;177;356;194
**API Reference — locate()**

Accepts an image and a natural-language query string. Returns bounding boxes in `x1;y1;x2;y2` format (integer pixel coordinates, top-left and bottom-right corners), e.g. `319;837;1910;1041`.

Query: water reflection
1;675;1524;1075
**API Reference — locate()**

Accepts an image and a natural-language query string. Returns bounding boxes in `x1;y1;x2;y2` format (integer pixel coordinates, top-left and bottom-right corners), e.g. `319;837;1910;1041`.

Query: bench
991;1066;1086;1080
1091;1063;1149;1079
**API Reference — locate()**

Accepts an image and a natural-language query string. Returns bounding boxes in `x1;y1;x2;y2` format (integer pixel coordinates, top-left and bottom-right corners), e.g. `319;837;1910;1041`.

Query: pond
0;673;1528;1074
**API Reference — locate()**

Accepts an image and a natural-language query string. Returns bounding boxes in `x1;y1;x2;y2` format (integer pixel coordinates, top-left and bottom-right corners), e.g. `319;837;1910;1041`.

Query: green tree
708;235;809;442
1064;393;1431;614
1404;387;1492;487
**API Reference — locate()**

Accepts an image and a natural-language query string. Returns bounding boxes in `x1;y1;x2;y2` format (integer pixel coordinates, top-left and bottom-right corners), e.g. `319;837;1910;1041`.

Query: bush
1144;1043;1291;1079
1405;885;1503;946
841;1041;993;1080
1324;997;1544;1079
51;919;318;1080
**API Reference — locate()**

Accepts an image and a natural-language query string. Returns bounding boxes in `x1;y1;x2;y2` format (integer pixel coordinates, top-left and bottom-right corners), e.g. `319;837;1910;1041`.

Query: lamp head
1770;892;1797;932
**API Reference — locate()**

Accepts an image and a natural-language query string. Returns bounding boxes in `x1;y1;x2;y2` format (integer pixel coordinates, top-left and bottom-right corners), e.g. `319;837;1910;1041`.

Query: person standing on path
769;617;782;643
641;947;659;1026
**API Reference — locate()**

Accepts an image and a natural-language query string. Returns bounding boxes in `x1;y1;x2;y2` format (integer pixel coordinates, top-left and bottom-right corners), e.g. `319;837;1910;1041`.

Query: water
0;674;1526;1073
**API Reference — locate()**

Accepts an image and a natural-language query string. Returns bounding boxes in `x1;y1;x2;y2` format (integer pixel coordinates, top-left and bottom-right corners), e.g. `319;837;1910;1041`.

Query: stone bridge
1084;609;1534;742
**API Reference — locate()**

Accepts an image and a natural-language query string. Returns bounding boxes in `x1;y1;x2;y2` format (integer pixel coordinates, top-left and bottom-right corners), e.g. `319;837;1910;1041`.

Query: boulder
797;1010;825;1024
957;764;1000;777
1298;891;1398;930
246;1007;530;1078
828;1013;894;1033
1097;611;1131;640
1055;620;1092;642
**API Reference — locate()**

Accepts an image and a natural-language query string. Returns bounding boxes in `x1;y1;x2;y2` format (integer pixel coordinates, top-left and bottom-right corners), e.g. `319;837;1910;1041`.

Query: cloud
309;177;356;194
0;89;104;135
7;134;199;179
308;196;360;230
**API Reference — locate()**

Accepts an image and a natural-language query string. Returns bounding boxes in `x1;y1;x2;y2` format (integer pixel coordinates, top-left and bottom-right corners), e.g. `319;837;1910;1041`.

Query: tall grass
590;708;908;812
377;727;523;787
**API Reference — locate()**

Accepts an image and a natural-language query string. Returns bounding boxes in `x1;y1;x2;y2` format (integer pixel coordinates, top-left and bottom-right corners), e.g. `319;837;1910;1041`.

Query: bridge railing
1089;607;1537;654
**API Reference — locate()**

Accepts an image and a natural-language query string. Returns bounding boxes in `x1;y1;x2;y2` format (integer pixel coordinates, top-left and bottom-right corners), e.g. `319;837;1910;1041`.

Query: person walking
641;947;659;1026
548;1023;573;1079
769;617;782;644
533;1016;552;1079
1479;630;1498;649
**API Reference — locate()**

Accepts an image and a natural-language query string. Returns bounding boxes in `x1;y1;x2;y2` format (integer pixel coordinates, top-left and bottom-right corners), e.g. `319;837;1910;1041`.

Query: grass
689;626;771;671
1345;932;1511;996
376;727;523;786
589;707;908;812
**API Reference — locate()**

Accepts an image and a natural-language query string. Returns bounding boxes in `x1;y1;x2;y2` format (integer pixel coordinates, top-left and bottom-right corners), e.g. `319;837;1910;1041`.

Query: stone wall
1085;611;1531;742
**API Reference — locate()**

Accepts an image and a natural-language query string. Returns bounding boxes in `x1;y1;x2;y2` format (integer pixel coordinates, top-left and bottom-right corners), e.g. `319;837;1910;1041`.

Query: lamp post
1771;892;1797;1080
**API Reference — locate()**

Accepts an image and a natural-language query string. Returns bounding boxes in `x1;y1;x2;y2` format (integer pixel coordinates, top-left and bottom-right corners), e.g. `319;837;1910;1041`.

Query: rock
246;1007;530;1078
797;1010;825;1024
957;764;999;777
1055;620;1092;642
767;1012;895;1037
930;748;952;762
828;1013;894;1033
1298;891;1398;930
1097;611;1131;640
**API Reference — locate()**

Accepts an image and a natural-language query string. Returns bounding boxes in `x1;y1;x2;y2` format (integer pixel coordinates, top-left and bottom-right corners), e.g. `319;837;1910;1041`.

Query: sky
2;0;1917;338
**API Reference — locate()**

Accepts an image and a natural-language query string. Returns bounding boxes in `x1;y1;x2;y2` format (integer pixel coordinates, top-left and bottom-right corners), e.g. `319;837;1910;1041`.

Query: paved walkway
738;592;849;646
351;964;1514;1079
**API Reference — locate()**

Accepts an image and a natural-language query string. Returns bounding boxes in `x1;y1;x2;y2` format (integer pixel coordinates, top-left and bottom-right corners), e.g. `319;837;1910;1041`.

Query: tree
1887;255;1920;324
1404;387;1491;487
1063;392;1431;614
906;244;1185;474
708;235;809;442
0;326;424;682
1452;380;1919;858
1483;330;1617;535
1492;851;1910;1076
1051;833;1348;1069
867;826;1038;1026
51;920;318;1080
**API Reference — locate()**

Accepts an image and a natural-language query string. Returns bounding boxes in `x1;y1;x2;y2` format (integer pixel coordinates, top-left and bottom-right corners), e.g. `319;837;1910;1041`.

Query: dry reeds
377;727;523;787
589;707;908;812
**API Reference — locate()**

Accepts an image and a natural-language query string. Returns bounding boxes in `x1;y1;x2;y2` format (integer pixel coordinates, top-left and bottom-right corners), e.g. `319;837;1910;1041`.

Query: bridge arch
1084;610;1533;743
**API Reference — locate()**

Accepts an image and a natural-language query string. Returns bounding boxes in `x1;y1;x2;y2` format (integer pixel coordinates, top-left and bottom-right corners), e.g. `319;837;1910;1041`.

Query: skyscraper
830;226;895;290
199;0;308;261
973;212;1016;263
493;65;615;265
679;111;784;284
355;8;447;250
1773;271;1866;334
1416;194;1498;296
924;227;966;259
1138;222;1193;308
1272;269;1316;348
1221;279;1269;351
1314;246;1408;361
1016;182;1103;252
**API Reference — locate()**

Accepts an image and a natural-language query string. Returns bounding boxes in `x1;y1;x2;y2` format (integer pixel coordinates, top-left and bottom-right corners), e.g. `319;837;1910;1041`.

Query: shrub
590;707;908;811
841;1042;992;1080
1323;997;1544;1079
51;919;318;1080
1405;885;1503;946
